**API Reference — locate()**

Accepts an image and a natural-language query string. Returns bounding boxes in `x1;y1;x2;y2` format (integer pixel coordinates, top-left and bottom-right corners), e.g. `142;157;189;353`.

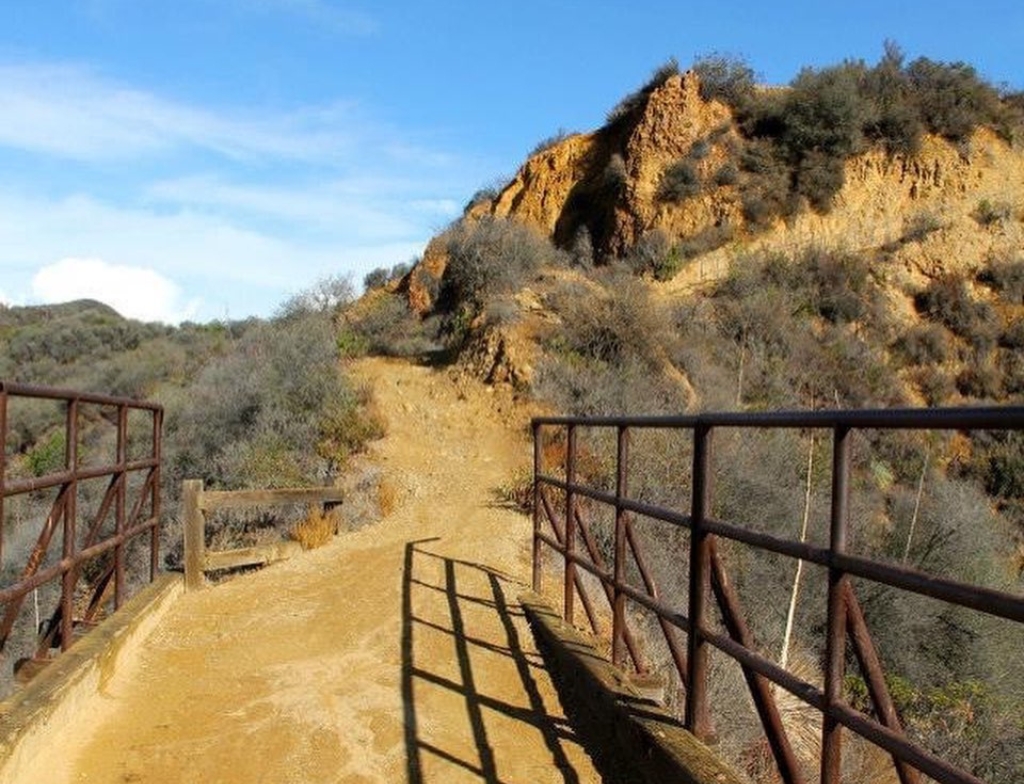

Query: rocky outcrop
463;71;1024;285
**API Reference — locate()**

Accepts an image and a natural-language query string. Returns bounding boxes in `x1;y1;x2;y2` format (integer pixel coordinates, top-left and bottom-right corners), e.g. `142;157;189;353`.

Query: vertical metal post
564;424;577;625
686;424;713;739
612;425;629;668
822;426;851;784
532;421;543;593
182;479;205;591
0;385;7;569
150;408;163;581
114;404;128;608
60;398;79;651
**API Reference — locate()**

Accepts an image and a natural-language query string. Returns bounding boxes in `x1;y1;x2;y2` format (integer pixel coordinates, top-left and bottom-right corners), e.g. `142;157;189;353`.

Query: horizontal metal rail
0;383;163;670
534;405;1024;431
532;406;1023;784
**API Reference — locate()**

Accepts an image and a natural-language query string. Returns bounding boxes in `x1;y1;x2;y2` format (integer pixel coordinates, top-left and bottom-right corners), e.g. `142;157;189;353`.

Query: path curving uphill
42;357;600;784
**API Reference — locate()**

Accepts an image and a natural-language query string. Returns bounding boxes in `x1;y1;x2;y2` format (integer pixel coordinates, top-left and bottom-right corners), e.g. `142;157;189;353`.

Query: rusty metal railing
532;407;1024;784
0;382;162;673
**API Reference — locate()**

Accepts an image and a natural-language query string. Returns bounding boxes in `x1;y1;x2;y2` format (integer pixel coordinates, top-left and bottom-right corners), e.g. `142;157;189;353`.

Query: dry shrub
289;505;336;550
377;477;398;517
738;653;898;784
496;467;534;514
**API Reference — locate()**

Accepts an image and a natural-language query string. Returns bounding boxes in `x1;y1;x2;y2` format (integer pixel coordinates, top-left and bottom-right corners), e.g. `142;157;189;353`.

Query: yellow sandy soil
39;357;599;784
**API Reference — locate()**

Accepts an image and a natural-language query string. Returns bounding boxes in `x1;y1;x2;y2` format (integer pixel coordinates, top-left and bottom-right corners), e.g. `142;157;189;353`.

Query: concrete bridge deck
29;359;603;784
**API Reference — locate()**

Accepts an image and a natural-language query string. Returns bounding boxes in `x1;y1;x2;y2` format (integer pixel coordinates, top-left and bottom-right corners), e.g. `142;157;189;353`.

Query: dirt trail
41;357;600;784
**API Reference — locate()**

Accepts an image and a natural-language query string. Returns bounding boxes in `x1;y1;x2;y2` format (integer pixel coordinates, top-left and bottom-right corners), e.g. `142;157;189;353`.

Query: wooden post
182;479;205;591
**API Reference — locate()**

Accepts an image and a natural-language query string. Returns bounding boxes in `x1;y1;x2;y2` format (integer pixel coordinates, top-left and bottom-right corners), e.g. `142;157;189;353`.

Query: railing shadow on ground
401;538;592;784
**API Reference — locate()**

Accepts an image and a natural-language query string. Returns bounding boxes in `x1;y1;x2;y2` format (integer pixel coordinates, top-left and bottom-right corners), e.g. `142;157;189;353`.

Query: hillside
338;53;1024;782
3;49;1023;784
404;63;1024;310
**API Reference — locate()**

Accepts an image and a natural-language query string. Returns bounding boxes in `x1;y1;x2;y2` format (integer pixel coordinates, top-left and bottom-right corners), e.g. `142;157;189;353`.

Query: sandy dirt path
45;357;600;784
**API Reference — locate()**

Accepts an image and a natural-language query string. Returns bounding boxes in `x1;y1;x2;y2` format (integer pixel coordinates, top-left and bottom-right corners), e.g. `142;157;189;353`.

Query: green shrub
978;258;1024;304
999;319;1024;350
896;323;952;365
657;160;701;201
713;162;739;186
861;42;923;155
912;365;957;405
363;267;390;290
804;248;872;323
795;150;846;212
783;63;871;160
676;224;734;260
956;361;1004;400
25;431;66;477
914;275;1000;349
692;53;757;112
973;199;1013;226
438;216;554;314
906;57;1003;142
688;138;711;160
343;294;436;358
164;309;373;488
570;225;595;270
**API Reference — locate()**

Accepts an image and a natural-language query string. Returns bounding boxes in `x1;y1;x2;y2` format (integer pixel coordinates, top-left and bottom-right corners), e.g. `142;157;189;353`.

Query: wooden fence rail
181;479;344;590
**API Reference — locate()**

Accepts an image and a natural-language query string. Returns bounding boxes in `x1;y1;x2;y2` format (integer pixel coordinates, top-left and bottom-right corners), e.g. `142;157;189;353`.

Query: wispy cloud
0;53;485;321
143;175;448;240
0;62;357;163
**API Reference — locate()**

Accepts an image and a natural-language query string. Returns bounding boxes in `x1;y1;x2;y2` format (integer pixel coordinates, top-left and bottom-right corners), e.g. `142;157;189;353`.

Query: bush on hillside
657;160;701;202
437;216;557;338
164;308;376;490
906;57;1003;142
978;258;1024;304
606;58;680;126
692;53;757;113
530;128;573;156
895;323;952;365
914;276;1000;350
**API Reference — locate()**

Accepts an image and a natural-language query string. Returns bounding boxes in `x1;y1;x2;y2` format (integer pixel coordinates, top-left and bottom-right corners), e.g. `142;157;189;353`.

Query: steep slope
404;70;1024;313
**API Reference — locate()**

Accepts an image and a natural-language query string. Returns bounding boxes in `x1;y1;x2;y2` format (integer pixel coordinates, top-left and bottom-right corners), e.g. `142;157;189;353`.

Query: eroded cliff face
405;70;1024;315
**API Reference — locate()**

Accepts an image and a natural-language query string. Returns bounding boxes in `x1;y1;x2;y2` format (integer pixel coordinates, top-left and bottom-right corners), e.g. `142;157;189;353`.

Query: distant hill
0;299;125;330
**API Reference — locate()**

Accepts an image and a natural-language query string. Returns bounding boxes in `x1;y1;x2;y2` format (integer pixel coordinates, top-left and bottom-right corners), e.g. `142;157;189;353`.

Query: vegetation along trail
45;356;601;784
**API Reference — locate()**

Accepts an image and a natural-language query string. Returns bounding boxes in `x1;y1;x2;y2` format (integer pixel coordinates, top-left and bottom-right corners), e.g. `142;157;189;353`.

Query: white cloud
0;191;429;320
0;57;492;321
0;62;357;163
30;258;200;324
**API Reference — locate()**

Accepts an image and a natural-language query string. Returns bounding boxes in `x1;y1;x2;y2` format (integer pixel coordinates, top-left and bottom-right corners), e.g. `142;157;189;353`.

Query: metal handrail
0;383;162;673
532;406;1024;784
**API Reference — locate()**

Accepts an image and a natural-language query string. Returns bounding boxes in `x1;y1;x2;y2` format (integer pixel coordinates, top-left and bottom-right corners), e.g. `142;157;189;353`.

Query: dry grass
739;652;900;784
496;467;534;514
377;478;398;517
289;505;337;550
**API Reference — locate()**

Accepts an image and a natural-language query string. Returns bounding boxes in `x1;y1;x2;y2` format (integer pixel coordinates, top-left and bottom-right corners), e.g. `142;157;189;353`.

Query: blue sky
2;1;1022;323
